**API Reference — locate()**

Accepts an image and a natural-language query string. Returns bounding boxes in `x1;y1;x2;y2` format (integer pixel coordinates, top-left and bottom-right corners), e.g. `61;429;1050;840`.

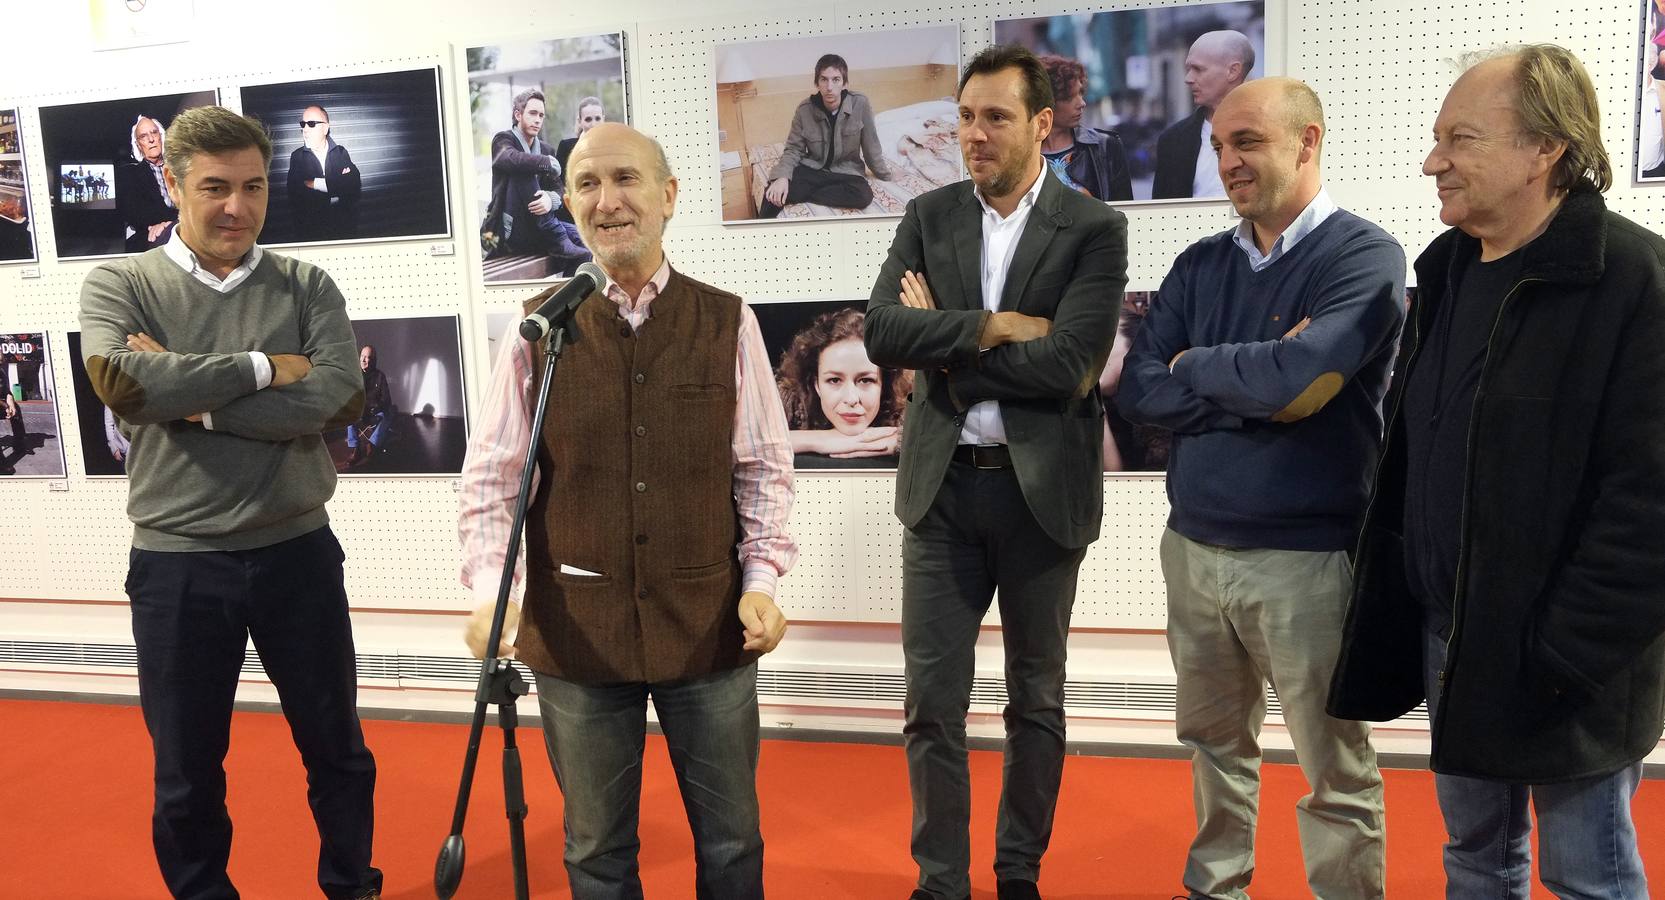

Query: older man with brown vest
458;122;797;900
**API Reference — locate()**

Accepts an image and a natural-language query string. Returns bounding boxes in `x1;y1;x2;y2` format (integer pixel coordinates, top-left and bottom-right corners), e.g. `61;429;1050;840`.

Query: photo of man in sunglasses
286;104;362;242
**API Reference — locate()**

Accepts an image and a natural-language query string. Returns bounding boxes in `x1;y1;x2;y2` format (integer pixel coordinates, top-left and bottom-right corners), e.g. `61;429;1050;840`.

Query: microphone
519;261;606;341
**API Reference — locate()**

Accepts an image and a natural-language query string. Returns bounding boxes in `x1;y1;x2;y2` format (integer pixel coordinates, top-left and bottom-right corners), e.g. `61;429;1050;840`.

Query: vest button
635;481;646;493
637;588;648;599
634;425;646;436
634;372;645;384
618;325;632;338
635;533;648;545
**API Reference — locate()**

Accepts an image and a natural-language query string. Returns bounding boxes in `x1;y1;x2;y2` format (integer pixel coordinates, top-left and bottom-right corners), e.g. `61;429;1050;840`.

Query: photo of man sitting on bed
715;25;962;223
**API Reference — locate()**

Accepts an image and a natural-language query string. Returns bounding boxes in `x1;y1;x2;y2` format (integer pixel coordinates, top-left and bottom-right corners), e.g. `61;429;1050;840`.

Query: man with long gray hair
1329;44;1665;897
78;105;381;900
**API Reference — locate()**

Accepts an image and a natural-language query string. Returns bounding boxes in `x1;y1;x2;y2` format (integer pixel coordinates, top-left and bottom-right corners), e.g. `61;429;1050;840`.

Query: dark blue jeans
128;526;380;900
533;662;764;900
1423;628;1647;899
901;462;1086;898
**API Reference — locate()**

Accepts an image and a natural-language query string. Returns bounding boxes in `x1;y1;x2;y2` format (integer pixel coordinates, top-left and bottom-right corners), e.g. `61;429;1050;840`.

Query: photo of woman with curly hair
769;304;912;469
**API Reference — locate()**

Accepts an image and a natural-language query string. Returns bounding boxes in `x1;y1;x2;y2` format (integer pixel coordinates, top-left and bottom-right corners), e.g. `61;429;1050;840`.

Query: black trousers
128;526;380;900
757;164;874;217
901;461;1086;898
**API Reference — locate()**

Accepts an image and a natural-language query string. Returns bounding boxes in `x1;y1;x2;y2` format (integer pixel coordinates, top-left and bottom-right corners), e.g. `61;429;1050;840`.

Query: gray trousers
1160;528;1386;900
902;462;1087;898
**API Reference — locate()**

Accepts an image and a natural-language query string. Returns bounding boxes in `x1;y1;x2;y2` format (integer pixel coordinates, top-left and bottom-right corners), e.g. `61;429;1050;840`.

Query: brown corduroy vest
515;268;751;685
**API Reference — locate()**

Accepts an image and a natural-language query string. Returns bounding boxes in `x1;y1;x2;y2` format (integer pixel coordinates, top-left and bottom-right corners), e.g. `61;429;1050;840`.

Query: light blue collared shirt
1231;188;1337;272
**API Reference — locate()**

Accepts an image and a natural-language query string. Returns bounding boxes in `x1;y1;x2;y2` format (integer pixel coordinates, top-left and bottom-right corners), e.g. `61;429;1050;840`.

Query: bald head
1185;30;1256;110
1211;76;1324;234
1216;77;1325;152
568;122;672;189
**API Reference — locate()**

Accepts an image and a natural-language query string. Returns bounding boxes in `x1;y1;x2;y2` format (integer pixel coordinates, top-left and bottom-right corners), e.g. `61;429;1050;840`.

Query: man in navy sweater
1119;78;1405;900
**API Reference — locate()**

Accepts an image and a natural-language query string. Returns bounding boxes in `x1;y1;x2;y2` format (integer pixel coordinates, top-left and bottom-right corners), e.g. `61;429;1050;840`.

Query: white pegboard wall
0;0;1659;722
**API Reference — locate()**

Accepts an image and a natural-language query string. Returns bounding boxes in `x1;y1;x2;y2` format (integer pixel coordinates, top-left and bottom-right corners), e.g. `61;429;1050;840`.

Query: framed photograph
0;109;38;264
462;32;629;285
1636;0;1665;181
752;299;910;471
64;332;126;477
37;89;218;260
994;2;1268;204
1099;292;1168;474
332;315;469;476
238;67;451;247
0;333;67;479
715;25;962;224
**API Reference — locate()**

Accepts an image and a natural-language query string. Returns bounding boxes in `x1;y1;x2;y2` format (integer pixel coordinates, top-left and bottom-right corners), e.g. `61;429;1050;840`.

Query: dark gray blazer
864;170;1128;549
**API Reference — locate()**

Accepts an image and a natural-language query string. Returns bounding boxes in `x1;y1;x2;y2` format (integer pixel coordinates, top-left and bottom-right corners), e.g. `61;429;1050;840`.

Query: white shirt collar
162;228;263;293
974;163;1046;221
1232;187;1339;272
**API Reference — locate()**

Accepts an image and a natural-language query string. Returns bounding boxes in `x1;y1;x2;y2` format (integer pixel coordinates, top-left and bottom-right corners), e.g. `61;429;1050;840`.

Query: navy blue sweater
1118;211;1406;551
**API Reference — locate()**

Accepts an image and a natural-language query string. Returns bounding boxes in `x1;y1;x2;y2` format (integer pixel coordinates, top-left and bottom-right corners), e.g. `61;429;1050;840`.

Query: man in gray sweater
78;106;380;900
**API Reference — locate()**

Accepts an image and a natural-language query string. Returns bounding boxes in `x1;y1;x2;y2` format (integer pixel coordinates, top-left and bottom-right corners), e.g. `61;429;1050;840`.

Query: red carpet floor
3;698;1662;898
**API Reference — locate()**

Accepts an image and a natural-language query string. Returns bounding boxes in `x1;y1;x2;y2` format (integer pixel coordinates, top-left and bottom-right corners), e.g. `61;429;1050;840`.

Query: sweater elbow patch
86;355;146;418
1271;371;1343;423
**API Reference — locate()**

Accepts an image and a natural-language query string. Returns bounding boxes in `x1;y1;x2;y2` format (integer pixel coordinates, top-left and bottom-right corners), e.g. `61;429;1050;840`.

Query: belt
952;444;1013;469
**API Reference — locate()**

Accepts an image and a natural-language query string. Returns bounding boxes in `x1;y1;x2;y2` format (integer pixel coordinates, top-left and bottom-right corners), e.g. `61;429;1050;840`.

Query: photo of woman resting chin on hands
775;306;912;468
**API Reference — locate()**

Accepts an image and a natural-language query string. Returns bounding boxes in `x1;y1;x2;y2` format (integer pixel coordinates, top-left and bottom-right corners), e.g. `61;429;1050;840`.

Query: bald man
1119;79;1404;899
458;122;795;900
1151;30;1255;200
286;104;362;241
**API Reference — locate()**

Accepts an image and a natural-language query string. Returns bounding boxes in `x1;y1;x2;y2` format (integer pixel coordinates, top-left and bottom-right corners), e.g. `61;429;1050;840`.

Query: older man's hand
465;600;520;660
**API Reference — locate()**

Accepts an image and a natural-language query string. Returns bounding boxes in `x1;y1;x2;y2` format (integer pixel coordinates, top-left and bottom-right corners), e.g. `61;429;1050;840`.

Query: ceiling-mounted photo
994;1;1269;204
715;25;962;224
1636;0;1665;181
238;67;451;247
0;109;38;264
461;31;629;286
37;89;218;260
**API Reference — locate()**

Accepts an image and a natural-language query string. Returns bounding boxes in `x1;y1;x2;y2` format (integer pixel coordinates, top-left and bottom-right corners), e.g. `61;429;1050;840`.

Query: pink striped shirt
458;258;797;610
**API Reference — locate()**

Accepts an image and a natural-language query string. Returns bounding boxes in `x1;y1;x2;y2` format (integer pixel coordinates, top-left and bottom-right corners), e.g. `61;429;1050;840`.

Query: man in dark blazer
1150;30;1254;200
286;105;362;242
479;88;590;277
116;115;177;253
865;45;1127;900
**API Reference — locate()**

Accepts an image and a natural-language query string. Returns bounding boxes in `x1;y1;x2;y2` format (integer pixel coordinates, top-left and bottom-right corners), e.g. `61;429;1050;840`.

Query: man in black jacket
286;105;362;242
1328;45;1665;898
480;88;591;277
116;115;177;253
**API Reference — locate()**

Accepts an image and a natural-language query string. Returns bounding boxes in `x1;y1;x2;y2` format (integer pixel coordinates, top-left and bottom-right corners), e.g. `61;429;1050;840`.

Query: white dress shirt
959;165;1047;446
160;231;274;429
1192;118;1226;199
307;143;330;192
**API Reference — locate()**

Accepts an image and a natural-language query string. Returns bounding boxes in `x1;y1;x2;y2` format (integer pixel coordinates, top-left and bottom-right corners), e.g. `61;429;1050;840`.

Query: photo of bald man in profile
1150;30;1257;199
995;2;1266;203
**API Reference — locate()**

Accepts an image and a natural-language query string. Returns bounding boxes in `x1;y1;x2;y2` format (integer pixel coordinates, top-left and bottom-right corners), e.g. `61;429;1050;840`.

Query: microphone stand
434;315;579;900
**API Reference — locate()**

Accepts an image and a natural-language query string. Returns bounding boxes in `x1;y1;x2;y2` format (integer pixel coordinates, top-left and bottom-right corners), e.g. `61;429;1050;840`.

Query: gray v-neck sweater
78;247;364;551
